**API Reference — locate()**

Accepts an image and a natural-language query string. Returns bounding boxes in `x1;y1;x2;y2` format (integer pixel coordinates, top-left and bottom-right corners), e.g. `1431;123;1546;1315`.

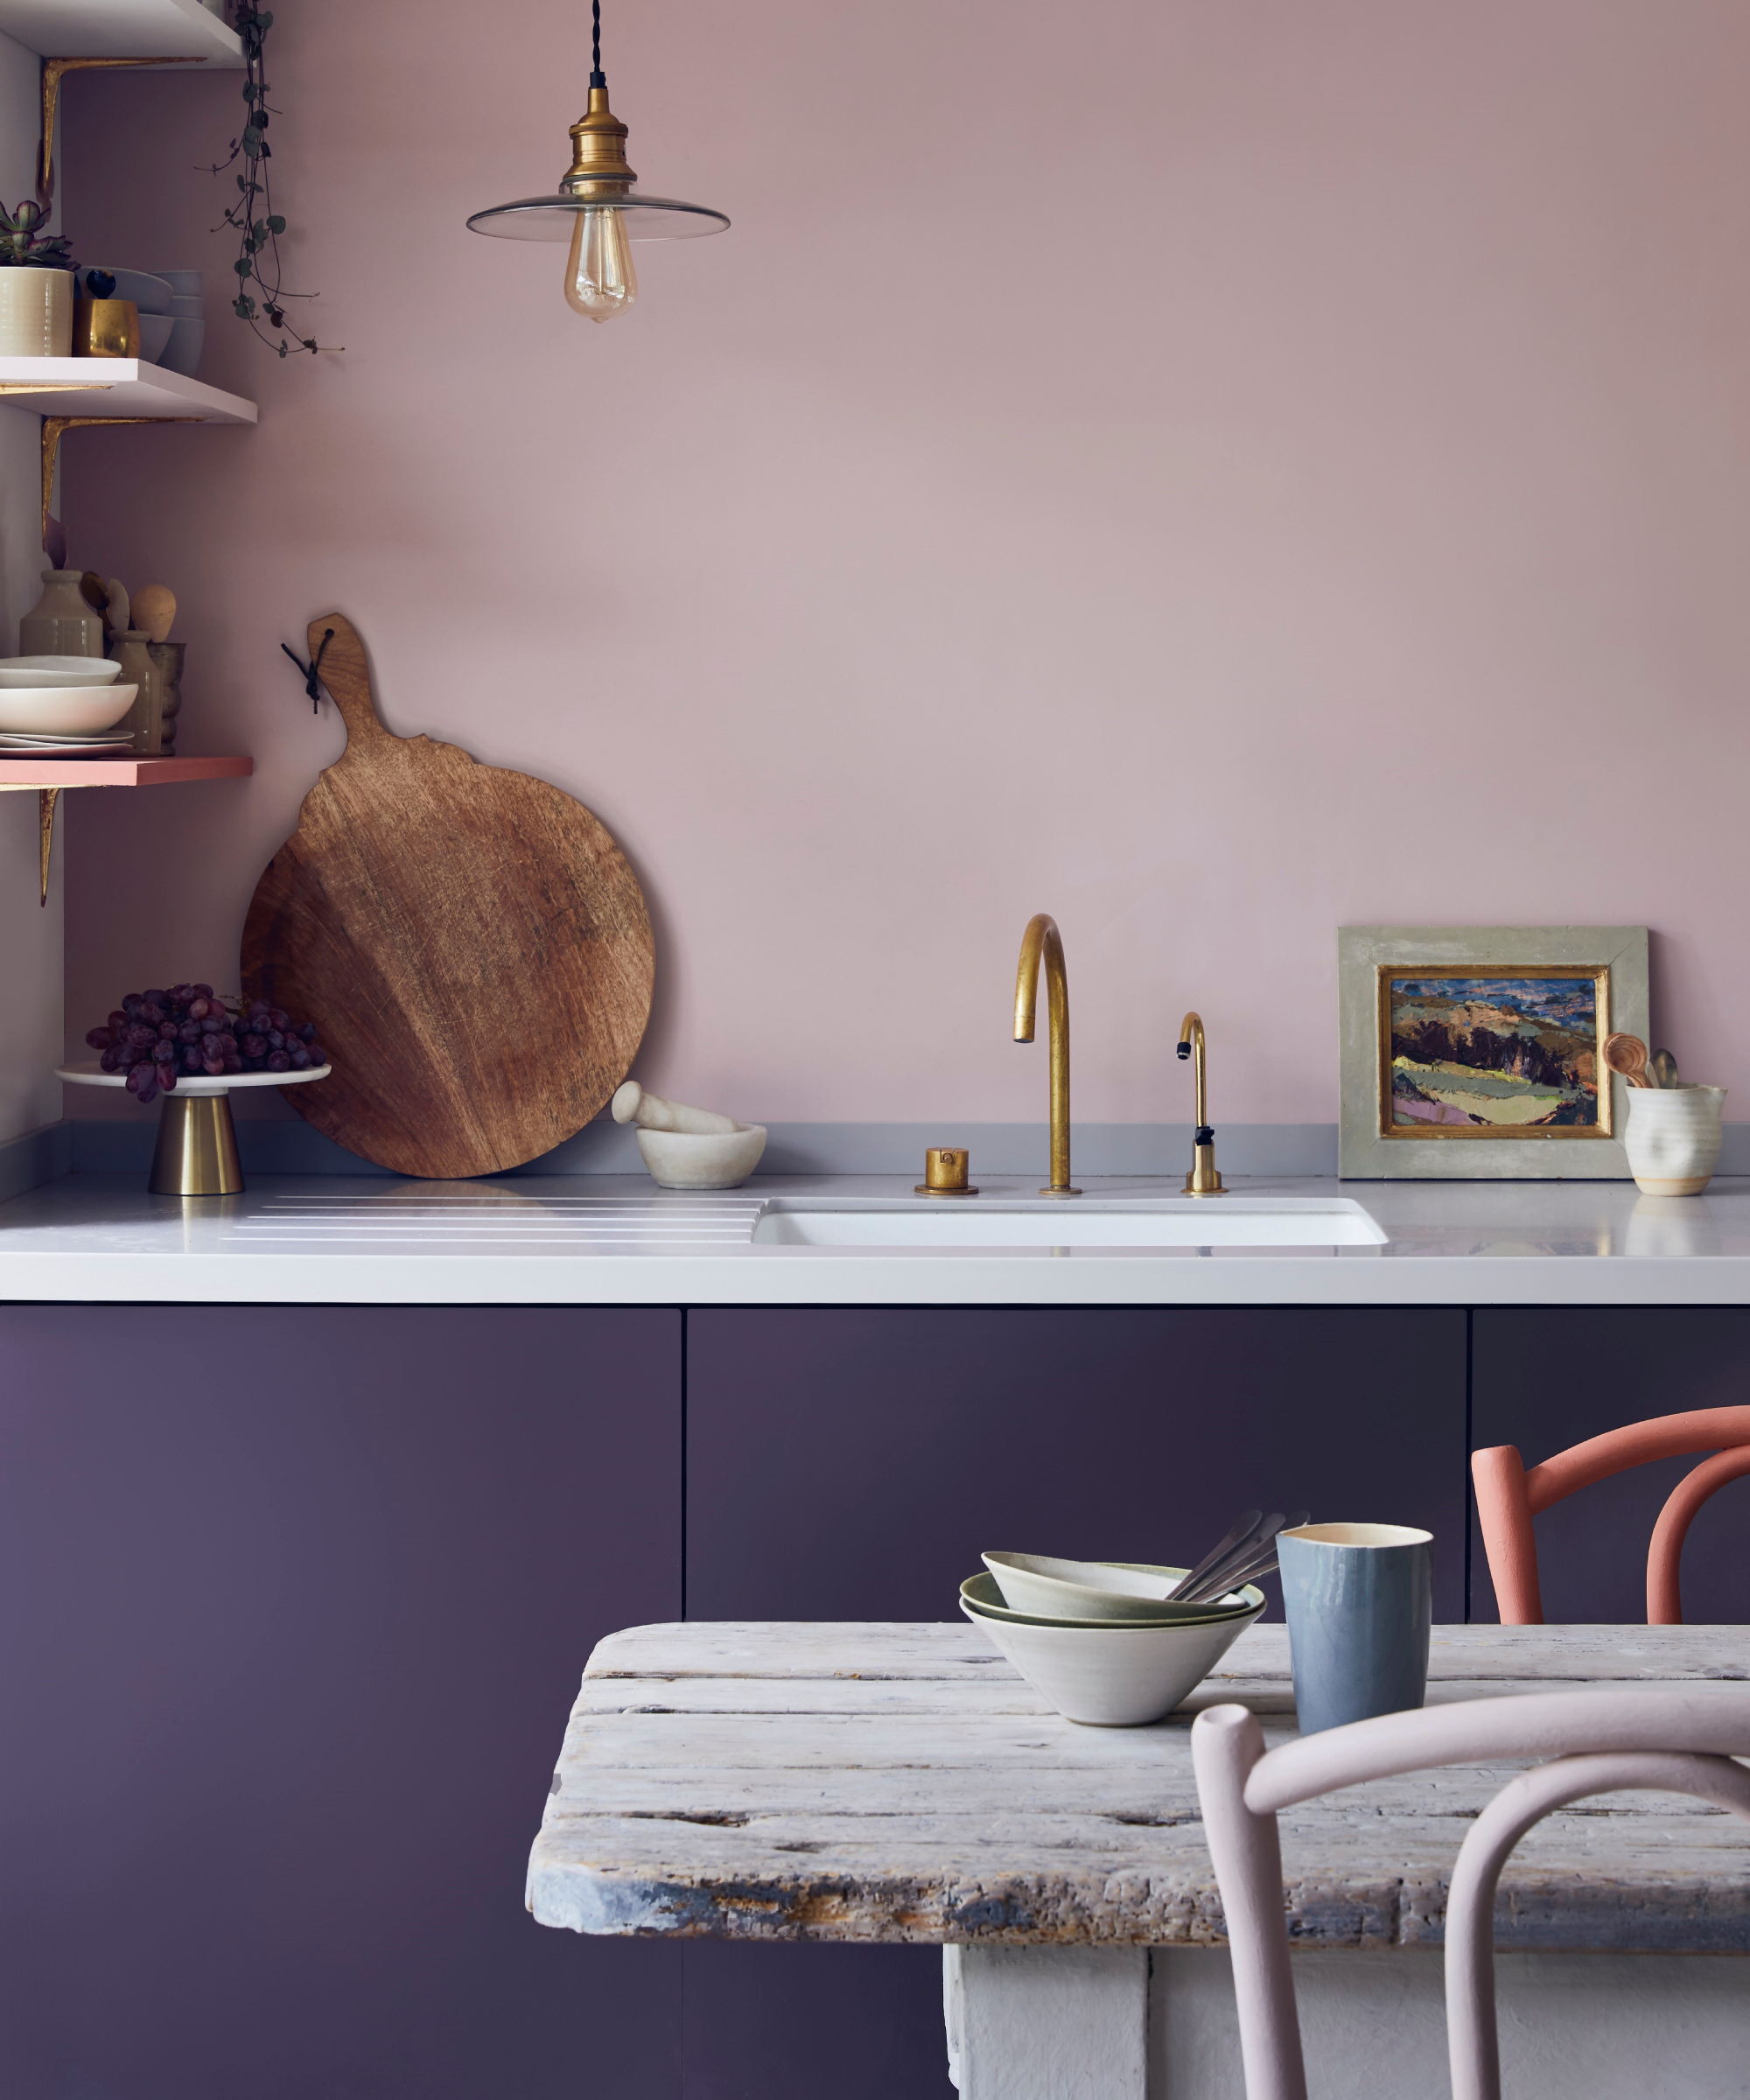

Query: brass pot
73;297;139;357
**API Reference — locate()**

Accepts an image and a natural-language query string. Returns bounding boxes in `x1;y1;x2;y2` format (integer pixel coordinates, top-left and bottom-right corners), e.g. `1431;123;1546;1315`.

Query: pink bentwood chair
1472;1405;1750;1624
1192;1688;1750;2100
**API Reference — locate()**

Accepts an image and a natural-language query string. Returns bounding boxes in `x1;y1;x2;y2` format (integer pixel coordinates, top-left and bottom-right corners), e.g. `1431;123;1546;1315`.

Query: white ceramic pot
0;269;74;357
1621;1083;1726;1196
635;1123;767;1188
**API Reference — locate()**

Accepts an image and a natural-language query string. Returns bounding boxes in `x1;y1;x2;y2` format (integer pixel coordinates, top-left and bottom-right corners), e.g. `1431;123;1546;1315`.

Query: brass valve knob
917;1147;977;1196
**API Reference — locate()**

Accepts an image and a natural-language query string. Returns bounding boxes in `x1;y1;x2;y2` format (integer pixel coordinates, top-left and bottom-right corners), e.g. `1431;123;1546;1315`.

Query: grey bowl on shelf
136;312;174;363
156;270;204;297
158;317;204;376
85;268;171;315
168;293;203;318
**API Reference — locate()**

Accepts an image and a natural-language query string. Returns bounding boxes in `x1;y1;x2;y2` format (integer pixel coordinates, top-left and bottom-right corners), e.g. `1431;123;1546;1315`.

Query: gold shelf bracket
41;414;200;542
38;785;59;905
38;55;205;206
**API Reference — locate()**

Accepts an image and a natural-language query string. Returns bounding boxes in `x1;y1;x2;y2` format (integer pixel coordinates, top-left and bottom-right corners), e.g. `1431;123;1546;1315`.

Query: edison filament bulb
564;205;638;321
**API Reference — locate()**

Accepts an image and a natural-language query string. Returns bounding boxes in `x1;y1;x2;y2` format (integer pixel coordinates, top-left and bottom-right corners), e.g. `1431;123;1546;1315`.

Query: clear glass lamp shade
466;192;730;242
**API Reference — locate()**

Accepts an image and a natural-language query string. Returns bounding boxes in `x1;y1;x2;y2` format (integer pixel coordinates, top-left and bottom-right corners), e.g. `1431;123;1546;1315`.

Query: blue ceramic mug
1278;1522;1432;1735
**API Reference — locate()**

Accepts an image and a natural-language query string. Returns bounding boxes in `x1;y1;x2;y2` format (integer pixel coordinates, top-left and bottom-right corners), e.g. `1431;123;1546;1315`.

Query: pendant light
466;0;728;322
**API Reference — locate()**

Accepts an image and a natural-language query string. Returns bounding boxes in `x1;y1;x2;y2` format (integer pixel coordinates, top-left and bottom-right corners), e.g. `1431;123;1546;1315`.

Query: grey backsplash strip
52;1116;1750;1182
60;1116;1338;1179
0;1120;73;1200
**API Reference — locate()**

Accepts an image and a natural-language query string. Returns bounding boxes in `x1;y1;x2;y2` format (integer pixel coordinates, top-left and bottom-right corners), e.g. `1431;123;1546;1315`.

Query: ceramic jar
18;570;105;658
109;630;164;754
0;268;74;356
147;640;184;756
1621;1084;1727;1196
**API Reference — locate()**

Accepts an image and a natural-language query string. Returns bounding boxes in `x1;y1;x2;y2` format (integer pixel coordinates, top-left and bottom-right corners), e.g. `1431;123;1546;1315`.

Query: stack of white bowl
0;657;136;751
88;268;204;374
961;1551;1265;1726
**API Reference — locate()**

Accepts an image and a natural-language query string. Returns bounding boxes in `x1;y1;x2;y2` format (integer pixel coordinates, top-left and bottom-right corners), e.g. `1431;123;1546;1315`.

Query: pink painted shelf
0;755;253;787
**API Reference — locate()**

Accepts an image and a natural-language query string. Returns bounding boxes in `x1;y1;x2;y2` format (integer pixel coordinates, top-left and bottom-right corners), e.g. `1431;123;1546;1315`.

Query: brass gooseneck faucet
1013;914;1081;1197
1176;1012;1226;1195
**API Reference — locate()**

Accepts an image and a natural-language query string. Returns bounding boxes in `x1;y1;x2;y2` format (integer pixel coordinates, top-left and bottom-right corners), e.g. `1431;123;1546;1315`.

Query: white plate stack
0;731;133;753
0;656;136;751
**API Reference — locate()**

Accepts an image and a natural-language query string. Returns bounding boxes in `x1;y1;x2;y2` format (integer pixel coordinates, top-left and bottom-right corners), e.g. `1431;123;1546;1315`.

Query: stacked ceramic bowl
0;657;136;752
158;270;205;377
85;268;204;374
961;1551;1264;1726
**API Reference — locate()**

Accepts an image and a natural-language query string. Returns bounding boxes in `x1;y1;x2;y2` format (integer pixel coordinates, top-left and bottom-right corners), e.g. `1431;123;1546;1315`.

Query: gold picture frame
1376;962;1613;1141
1337;927;1648;1181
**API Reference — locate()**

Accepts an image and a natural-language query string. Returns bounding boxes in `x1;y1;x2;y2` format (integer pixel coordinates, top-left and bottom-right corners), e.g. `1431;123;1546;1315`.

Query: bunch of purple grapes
85;984;329;1106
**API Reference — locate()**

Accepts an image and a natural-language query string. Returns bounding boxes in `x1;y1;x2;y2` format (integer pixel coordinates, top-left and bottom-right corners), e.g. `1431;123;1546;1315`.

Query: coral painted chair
1472;1406;1750;1624
1192;1689;1750;2100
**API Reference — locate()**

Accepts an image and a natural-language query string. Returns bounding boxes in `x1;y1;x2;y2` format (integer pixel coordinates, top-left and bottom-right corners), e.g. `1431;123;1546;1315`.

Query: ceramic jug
18;569;105;657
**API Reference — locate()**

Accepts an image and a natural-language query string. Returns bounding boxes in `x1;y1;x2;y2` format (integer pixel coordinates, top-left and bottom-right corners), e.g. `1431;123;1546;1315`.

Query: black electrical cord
590;0;606;88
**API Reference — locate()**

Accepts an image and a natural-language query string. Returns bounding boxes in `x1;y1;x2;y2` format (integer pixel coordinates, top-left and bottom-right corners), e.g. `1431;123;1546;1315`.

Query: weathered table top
527;1621;1750;1955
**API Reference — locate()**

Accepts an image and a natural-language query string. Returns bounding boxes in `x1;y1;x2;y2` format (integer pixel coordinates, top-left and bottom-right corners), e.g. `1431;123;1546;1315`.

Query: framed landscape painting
1338;927;1648;1180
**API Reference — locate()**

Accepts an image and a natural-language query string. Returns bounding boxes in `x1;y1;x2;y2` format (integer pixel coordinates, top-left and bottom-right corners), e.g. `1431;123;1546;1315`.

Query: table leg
943;1944;1149;2099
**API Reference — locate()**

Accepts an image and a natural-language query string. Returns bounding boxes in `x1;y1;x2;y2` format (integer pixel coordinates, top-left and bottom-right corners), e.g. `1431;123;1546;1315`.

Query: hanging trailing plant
200;2;338;357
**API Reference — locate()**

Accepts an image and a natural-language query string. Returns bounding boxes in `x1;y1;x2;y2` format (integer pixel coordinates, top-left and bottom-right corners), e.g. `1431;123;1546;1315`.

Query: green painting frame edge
1337;925;1649;1180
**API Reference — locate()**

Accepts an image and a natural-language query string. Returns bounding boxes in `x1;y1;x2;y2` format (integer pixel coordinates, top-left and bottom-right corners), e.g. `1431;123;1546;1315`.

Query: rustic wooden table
528;1621;1750;2098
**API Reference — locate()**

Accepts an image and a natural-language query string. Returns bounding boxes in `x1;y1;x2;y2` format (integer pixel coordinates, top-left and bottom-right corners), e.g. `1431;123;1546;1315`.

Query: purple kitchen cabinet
1470;1308;1750;1623
682;1305;1469;2100
0;1306;682;2100
687;1307;1468;1621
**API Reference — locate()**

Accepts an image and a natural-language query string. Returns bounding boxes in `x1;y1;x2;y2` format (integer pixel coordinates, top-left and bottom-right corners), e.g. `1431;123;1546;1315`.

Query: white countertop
1;1172;1748;1304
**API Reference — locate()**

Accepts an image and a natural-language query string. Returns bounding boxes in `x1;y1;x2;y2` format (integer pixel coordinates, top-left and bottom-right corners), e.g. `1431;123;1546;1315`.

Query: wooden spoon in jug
1603;1032;1654;1089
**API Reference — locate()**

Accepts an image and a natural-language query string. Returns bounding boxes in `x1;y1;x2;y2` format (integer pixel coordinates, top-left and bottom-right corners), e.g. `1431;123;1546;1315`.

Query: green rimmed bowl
983;1551;1257;1623
962;1570;1261;1629
959;1576;1265;1726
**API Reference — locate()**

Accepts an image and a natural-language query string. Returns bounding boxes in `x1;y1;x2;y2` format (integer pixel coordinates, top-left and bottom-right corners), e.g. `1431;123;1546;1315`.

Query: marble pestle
611;1081;739;1137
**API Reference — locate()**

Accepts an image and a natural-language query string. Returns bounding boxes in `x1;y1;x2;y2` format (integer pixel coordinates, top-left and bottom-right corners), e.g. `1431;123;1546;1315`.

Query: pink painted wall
62;0;1750;1130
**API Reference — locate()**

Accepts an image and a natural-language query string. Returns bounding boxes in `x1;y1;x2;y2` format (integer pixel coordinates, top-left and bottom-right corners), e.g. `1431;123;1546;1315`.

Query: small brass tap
1176;1012;1226;1195
1014;914;1080;1197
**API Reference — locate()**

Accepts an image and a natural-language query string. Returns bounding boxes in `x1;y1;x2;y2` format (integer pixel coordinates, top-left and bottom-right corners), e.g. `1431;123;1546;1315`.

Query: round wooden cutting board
242;614;654;1179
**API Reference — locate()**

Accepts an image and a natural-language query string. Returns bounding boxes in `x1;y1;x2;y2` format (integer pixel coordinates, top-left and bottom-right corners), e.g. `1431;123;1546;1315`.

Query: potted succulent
0;201;76;357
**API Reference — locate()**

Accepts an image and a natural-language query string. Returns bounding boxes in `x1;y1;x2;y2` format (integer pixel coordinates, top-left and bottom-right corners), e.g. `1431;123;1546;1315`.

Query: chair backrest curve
1522;1405;1750;1514
1242;1684;1750;1816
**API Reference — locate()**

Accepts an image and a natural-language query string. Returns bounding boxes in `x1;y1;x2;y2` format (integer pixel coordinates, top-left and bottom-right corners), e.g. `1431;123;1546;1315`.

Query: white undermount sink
752;1200;1385;1249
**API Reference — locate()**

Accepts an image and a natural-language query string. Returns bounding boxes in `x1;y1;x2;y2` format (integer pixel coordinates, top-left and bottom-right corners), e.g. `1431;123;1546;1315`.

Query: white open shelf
0;0;242;61
0;357;255;421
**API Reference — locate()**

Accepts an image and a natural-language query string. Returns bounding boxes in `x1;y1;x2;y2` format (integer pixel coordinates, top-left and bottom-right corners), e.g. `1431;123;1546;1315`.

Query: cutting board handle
308;613;391;753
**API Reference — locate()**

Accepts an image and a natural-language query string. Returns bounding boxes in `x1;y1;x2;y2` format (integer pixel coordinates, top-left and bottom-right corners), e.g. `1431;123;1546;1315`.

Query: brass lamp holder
561;83;636;200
